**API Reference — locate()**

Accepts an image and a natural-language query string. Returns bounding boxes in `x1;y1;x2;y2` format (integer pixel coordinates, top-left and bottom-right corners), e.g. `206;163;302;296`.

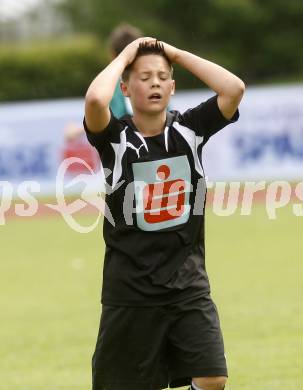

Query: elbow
231;78;245;99
85;90;108;110
221;78;245;105
237;79;246;96
220;77;245;102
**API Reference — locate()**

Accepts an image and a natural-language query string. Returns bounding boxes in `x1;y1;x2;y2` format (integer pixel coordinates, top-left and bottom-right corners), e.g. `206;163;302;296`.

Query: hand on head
157;41;179;63
120;37;179;65
121;37;156;65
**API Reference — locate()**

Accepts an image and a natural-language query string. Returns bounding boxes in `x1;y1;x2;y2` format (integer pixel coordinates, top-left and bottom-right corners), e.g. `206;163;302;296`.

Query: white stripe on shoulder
134;131;149;152
110;126;128;188
164;126;169;152
173;121;204;176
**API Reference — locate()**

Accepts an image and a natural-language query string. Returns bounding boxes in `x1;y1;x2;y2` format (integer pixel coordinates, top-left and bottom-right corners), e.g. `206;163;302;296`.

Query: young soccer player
84;38;245;390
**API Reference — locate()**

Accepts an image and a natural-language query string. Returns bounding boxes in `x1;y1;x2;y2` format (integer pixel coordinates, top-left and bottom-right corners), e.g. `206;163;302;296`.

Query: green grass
206;204;303;389
0;204;302;389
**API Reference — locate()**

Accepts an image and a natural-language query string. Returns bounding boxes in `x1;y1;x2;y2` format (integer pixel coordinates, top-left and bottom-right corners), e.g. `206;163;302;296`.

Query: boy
84;38;245;390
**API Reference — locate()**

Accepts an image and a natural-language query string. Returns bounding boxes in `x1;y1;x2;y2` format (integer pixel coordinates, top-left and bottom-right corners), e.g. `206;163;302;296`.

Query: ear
170;79;176;96
120;80;130;97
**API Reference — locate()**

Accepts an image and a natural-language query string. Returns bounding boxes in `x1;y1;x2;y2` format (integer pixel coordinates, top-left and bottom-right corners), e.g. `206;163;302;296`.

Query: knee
193;375;227;390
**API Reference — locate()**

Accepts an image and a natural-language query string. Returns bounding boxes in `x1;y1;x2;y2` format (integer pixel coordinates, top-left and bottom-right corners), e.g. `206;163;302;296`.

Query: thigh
92;305;169;390
167;295;228;388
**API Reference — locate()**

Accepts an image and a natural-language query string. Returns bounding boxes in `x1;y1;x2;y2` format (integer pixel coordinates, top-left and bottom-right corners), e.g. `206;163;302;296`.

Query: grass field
1;203;302;389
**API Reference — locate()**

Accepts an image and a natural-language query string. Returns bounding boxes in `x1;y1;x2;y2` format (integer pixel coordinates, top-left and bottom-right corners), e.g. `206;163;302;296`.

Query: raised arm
85;37;154;133
162;43;245;120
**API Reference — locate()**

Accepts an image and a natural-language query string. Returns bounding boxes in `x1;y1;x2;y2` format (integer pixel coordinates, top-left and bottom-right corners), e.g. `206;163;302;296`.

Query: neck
132;110;166;137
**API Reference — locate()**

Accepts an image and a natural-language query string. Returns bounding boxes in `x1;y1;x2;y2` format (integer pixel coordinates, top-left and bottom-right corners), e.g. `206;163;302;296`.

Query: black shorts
92;294;227;390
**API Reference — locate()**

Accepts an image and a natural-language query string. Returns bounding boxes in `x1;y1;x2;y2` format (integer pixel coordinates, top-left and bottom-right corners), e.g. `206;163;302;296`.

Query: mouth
148;93;162;101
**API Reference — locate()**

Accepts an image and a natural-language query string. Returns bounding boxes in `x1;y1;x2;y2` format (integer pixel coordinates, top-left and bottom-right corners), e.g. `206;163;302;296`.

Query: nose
151;75;160;87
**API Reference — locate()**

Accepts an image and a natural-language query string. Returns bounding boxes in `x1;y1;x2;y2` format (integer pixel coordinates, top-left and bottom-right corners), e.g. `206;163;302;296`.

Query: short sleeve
179;95;239;144
83;110;121;152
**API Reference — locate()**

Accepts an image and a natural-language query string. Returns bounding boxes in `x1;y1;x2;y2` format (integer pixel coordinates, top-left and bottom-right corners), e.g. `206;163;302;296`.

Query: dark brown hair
108;23;142;56
122;40;173;82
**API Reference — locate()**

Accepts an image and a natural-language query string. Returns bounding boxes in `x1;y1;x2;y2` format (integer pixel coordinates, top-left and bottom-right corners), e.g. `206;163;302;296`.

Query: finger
139;37;157;44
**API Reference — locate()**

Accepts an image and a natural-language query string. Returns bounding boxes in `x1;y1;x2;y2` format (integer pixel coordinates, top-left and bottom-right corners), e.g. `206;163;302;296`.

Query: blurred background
1;0;303;100
0;1;303;389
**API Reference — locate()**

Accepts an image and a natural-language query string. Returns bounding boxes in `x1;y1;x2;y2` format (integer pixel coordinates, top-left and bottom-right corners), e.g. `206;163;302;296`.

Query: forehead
132;54;171;74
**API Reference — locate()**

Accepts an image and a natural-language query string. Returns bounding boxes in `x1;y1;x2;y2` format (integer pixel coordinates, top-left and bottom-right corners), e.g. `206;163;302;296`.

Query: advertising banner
1;84;302;199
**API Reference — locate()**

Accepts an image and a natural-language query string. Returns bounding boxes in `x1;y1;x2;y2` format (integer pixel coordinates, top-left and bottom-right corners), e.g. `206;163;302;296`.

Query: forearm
85;53;128;108
174;49;245;97
84;37;153;133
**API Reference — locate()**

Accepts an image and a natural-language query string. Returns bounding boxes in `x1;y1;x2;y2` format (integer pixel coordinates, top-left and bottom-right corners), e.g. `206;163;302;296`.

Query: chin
147;107;167;115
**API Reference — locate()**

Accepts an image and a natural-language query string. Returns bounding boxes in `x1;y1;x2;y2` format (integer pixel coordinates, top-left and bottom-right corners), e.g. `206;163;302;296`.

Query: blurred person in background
64;23;142;141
